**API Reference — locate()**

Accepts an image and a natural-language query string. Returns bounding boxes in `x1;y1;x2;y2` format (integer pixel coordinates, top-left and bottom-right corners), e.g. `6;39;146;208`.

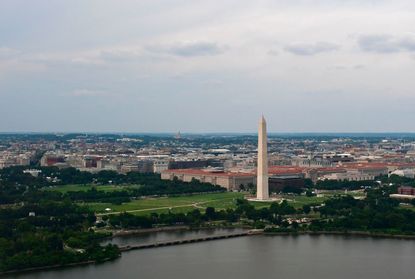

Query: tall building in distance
256;115;269;200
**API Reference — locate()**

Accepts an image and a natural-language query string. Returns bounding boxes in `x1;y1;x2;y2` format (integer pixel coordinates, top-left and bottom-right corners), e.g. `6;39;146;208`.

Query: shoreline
0;260;98;276
264;230;415;240
108;225;190;237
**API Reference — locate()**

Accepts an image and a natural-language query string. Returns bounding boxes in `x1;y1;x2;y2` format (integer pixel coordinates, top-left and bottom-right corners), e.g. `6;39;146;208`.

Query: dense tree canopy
0;166;225;205
0;201;119;272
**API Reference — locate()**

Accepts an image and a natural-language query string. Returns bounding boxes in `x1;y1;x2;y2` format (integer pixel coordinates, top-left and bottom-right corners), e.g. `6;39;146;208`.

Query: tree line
308;188;415;234
0;166;224;205
103;199;300;230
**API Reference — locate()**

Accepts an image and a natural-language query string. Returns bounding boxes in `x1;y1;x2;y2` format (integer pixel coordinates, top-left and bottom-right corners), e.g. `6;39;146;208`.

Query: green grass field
84;192;244;216
44;183;366;216
399;204;415;211
80;191;341;216
44;184;141;193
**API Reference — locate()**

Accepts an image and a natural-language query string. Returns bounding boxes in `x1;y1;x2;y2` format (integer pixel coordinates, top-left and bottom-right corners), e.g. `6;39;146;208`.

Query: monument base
246;197;281;202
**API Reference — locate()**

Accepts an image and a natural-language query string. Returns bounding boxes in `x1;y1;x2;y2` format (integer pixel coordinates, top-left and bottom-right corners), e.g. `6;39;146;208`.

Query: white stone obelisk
256;115;269;200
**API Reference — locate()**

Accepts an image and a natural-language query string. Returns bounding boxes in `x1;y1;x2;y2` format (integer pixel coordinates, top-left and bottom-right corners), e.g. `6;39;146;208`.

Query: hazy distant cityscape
4;133;415;187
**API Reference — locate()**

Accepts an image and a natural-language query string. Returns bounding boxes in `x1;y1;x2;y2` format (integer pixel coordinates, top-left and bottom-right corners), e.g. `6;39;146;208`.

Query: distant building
169;160;209;170
23;169;42;177
96;159;119;171
294;158;334;168
161;169;255;190
40;154;65;166
161;165;308;191
153;160;169;173
323;153;354;163
398;186;415;196
390;168;415;179
308;163;389;182
390;194;415;200
82;156;99;168
320;170;375;182
138;160;154;173
0;157;31;169
121;160;154;174
120;164;140;173
269;174;305;192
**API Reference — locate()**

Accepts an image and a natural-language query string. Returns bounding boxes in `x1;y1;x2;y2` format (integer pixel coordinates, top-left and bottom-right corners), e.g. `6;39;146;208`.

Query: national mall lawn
45;188;361;216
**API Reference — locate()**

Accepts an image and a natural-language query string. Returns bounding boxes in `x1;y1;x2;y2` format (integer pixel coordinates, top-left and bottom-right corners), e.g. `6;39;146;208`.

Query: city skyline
1;1;415;133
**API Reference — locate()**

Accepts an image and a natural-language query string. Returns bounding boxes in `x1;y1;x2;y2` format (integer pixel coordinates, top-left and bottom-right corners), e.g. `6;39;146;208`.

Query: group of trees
0;201;120;272
314;175;415;191
378;174;415;187
0;166;225;205
308;189;415;234
315;179;377;190
104;199;302;230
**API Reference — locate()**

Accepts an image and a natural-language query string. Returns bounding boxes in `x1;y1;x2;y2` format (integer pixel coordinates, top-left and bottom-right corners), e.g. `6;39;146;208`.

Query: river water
5;230;415;279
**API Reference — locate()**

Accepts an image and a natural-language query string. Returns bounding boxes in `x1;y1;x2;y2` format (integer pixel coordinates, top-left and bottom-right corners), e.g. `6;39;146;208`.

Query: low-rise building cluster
2;134;415;191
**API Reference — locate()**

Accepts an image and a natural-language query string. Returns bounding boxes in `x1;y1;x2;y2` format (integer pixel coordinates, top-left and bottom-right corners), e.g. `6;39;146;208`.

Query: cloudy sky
1;0;415;133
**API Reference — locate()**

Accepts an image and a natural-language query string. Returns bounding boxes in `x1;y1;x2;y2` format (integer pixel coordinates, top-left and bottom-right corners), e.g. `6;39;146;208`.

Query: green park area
83;192;244;216
79;191;343;216
45;183;367;216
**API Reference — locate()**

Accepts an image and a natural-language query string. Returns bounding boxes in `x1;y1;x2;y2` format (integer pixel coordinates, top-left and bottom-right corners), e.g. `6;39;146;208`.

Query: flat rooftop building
161;169;255;191
161;166;307;191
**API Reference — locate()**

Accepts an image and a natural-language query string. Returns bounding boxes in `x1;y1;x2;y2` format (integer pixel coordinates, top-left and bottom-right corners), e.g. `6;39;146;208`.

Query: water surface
6;232;415;279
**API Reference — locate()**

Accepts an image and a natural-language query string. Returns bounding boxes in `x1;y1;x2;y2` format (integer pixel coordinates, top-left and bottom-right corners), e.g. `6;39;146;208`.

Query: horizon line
1;131;415;135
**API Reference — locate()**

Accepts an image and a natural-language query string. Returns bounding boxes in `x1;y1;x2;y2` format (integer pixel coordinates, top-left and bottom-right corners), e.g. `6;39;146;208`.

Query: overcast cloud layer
1;0;415;133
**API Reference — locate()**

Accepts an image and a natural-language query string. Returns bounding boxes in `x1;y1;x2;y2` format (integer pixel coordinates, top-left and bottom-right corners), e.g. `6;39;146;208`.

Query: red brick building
398;186;415;196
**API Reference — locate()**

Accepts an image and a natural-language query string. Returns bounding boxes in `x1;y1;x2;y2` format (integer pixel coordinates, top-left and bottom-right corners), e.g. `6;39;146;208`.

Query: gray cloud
3;1;415;133
284;42;339;56
267;49;279;56
69;89;109;97
0;47;20;59
358;34;415;53
399;37;415;51
327;64;365;71
98;49;142;62
148;41;225;57
353;64;365;70
25;48;144;67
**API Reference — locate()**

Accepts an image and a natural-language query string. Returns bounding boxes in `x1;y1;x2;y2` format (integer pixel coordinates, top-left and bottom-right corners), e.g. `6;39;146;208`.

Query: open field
44;184;141;193
399;204;415;211
42;184;367;216
81;191;356;216
84;192;244;215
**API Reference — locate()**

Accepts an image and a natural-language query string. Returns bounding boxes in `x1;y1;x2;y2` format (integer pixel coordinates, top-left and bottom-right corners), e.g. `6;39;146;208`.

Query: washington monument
256;115;269;200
